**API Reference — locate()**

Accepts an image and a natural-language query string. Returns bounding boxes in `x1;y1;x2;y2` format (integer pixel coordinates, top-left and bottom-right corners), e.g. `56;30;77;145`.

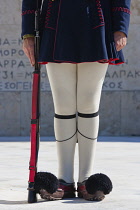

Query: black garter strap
78;129;97;140
78;111;99;118
55;113;76;119
56;130;77;142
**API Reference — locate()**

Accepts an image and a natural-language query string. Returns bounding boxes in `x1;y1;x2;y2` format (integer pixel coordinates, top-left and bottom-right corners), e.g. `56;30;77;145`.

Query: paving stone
0;138;140;210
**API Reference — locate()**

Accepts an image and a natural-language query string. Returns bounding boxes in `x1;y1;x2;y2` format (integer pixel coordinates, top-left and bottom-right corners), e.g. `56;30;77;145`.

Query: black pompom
85;173;113;195
34;172;59;194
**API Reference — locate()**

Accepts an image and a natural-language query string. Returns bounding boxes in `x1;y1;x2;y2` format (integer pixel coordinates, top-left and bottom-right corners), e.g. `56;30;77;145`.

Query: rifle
27;0;42;203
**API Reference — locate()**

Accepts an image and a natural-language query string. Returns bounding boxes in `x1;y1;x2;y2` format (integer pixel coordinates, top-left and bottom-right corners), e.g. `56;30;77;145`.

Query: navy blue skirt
39;0;124;65
22;0;131;65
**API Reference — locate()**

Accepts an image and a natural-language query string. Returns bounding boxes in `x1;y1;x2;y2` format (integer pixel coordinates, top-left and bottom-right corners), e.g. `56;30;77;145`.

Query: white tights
46;62;108;183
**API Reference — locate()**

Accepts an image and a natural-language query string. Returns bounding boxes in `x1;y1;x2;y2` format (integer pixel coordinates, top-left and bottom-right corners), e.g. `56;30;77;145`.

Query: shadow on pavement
0;198;96;205
0;199;50;205
0;200;28;205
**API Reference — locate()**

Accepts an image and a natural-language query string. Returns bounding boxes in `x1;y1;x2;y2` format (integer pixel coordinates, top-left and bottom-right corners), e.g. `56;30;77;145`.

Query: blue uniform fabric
21;0;131;65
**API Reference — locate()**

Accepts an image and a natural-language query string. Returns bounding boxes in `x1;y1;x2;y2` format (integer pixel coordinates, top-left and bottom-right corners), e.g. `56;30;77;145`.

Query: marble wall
0;0;140;136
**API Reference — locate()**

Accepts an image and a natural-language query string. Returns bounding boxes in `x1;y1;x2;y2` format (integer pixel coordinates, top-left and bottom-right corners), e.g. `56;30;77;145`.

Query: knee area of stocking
54;113;77;141
77;111;99;139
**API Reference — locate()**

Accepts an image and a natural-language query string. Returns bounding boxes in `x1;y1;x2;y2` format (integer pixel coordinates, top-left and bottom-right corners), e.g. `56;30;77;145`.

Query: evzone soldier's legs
46;63;77;185
46;62;109;200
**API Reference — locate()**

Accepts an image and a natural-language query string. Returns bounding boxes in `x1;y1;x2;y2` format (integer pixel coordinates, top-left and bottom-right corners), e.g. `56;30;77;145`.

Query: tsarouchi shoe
77;173;113;201
34;172;64;201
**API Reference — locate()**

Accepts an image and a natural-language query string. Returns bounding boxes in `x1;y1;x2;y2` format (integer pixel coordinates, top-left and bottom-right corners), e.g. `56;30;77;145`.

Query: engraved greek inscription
0;38;10;45
25;72;32;79
103;81;123;90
